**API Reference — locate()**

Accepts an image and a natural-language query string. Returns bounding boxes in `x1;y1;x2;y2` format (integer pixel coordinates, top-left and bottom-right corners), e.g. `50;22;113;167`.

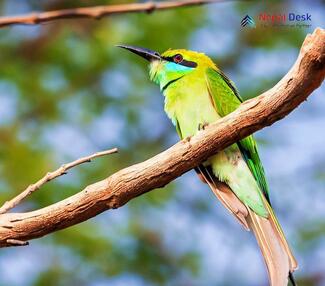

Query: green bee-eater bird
118;45;298;285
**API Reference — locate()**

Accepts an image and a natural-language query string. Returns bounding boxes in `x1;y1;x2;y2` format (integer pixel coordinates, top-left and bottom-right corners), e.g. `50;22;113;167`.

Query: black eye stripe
180;59;197;68
162;55;197;68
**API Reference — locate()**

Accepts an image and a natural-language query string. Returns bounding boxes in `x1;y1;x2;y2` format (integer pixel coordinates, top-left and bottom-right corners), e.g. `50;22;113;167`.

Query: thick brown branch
0;0;224;28
0;28;324;247
0;148;118;214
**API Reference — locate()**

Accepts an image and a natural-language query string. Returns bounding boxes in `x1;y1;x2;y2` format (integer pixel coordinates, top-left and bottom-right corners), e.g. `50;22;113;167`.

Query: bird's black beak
116;45;162;62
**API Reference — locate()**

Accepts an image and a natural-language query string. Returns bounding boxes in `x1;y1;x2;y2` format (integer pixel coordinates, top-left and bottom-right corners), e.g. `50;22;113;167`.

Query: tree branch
0;148;118;215
0;28;324;248
0;0;225;28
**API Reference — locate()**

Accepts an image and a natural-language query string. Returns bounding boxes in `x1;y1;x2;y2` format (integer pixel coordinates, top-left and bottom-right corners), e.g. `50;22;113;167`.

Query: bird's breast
163;78;221;138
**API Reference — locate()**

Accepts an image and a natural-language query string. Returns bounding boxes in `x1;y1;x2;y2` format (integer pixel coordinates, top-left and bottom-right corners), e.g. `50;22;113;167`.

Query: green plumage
118;44;298;285
150;49;269;217
205;68;270;203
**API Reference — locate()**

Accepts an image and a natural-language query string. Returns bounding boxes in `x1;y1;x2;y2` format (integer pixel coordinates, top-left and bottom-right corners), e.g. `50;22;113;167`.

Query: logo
258;12;311;28
241;15;256;28
240;12;312;29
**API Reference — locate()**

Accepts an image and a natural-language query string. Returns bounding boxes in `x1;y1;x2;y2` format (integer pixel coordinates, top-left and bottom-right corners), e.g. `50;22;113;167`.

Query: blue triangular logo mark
241;15;256;28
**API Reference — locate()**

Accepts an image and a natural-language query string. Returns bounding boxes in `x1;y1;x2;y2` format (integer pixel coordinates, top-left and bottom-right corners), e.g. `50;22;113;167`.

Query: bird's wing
173;115;250;229
205;67;270;203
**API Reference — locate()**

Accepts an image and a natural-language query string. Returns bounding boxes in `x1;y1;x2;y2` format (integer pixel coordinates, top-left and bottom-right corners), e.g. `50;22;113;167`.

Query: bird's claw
184;136;191;142
198;122;209;131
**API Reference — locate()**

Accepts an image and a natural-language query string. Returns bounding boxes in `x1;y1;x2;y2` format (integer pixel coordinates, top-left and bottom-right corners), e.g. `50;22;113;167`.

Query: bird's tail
246;195;298;286
196;166;298;286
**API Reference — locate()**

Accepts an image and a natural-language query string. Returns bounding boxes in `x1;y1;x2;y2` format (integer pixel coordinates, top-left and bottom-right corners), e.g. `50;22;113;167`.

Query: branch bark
0;28;324;248
0;0;224;28
0;148;118;215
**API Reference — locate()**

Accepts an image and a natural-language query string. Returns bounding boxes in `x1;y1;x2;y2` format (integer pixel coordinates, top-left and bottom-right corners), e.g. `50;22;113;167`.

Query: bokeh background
0;0;324;285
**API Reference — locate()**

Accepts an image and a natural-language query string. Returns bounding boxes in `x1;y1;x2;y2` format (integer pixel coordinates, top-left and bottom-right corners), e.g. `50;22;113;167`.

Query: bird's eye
173;54;183;63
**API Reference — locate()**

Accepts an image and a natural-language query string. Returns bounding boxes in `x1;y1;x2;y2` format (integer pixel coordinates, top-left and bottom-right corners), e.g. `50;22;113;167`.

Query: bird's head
117;45;215;91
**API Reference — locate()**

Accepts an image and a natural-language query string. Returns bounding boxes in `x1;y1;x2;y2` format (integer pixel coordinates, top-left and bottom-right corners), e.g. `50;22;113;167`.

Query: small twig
0;0;224;28
0;148;118;214
6;239;29;247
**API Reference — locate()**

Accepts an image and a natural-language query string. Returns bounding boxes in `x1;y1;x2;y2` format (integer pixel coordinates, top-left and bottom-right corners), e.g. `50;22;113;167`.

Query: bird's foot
184;136;192;142
198;122;209;131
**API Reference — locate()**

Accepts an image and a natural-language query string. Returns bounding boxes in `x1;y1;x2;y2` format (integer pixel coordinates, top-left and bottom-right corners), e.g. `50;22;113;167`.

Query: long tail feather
195;166;298;285
289;272;297;286
247;201;298;286
247;208;290;285
261;195;298;272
